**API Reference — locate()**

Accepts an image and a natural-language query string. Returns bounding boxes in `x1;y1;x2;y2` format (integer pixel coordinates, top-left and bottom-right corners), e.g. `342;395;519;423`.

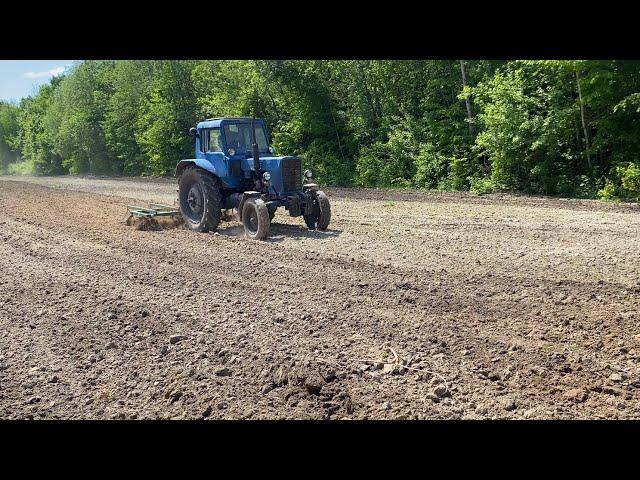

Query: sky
0;60;77;102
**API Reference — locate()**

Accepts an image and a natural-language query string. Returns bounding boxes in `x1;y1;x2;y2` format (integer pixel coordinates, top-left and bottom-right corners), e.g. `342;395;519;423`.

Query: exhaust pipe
251;116;260;177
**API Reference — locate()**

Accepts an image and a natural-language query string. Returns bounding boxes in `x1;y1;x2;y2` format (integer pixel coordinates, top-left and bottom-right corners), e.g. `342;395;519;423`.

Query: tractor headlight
304;169;313;180
263;171;271;182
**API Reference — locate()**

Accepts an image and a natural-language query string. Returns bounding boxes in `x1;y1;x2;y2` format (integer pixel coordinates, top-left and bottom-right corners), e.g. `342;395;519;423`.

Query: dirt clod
609;373;623;383
432;385;448;398
303;375;325;395
499;397;517;412
564;388;588;403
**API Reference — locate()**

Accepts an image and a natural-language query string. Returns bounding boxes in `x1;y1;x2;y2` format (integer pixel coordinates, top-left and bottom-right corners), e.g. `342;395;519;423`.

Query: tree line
1;60;639;201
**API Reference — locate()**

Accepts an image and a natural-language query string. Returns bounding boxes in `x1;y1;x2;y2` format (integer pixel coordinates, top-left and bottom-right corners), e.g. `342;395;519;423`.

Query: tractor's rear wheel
178;168;222;232
242;198;271;240
303;190;331;231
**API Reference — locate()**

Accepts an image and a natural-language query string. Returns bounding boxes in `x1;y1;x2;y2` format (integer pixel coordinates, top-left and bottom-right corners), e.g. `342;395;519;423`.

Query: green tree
46;60;116;174
0;101;20;172
103;60;156;174
5;59;640;200
15;78;64;175
137;61;198;175
473;60;640;197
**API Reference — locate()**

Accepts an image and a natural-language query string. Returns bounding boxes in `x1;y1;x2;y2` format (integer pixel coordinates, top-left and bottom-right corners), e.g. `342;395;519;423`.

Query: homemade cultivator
124;203;182;230
126;203;180;221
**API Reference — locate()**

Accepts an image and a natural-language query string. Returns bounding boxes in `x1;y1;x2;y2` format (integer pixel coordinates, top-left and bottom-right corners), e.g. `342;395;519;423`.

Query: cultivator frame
125;203;180;221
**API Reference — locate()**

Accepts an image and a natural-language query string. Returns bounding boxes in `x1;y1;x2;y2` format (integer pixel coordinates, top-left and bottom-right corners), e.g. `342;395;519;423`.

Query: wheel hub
187;185;203;214
247;210;258;233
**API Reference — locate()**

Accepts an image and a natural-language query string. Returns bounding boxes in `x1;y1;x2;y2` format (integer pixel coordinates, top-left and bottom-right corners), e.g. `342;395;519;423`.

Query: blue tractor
175;117;331;240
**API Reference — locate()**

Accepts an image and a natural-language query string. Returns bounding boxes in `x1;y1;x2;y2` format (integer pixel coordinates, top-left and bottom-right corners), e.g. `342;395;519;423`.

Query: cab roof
196;117;264;129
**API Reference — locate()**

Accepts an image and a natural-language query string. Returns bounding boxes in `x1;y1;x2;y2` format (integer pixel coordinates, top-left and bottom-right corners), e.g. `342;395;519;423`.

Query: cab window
200;128;222;153
201;130;209;153
224;123;269;153
208;128;222;152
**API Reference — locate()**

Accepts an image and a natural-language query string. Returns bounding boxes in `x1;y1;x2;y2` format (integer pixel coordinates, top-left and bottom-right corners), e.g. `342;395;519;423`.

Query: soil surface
1;175;639;420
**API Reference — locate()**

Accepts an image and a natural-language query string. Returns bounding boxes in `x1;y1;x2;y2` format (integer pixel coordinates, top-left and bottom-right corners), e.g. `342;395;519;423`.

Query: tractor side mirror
189;127;197;137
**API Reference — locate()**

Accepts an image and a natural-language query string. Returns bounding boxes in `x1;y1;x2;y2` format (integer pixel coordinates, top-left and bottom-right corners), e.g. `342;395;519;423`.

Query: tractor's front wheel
303;190;331;231
242;198;271;240
178;168;222;232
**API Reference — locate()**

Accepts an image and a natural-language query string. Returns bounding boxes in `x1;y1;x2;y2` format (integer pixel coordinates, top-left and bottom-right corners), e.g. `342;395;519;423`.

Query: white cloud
23;66;67;79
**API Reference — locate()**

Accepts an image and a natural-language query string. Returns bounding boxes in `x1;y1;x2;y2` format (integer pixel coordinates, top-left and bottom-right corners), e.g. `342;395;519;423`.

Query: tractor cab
175;117;331;240
194;117;272;159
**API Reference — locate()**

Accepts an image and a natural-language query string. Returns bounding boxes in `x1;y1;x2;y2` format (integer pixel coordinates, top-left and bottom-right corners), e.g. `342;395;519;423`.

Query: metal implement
126;203;180;220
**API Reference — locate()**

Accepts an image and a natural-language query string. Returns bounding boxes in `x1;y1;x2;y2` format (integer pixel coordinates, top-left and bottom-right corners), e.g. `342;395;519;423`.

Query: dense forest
1;60;640;200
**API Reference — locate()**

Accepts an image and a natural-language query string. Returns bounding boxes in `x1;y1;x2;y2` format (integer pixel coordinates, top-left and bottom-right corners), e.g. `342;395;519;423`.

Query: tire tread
178;168;222;232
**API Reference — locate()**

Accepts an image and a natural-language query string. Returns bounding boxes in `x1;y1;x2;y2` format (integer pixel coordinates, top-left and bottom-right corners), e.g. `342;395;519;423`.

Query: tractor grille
282;157;302;192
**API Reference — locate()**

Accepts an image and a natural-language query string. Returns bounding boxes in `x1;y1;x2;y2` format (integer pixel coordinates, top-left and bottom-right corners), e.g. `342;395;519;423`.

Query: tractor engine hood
238;155;301;171
238;155;303;193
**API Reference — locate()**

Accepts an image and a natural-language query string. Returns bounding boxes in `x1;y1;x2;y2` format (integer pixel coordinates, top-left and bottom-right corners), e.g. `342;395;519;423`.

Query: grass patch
6;158;35;176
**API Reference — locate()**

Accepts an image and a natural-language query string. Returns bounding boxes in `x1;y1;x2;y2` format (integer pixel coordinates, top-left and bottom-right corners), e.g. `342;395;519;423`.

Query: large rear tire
242;198;271;240
178;168;222;232
303;190;331;231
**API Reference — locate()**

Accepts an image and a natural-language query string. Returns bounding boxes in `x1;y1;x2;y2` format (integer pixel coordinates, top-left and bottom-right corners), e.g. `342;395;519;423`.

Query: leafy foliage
14;77;64;175
2;60;640;201
0;101;20;172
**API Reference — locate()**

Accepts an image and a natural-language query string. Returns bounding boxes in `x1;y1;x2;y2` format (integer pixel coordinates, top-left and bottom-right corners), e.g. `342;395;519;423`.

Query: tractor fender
175;159;218;178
